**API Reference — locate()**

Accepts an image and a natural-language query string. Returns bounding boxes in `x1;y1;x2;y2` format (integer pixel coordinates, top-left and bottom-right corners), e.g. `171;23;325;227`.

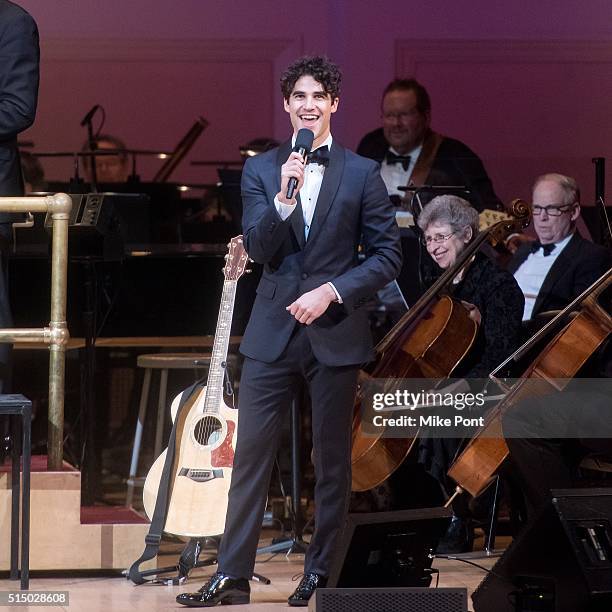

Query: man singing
177;56;401;607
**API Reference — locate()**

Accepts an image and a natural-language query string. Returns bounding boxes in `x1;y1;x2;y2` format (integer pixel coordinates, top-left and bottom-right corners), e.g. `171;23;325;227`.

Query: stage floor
0;533;503;611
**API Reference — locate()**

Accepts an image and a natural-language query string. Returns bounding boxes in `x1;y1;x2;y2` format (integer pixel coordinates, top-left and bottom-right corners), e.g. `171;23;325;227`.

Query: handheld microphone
80;104;100;127
286;128;314;200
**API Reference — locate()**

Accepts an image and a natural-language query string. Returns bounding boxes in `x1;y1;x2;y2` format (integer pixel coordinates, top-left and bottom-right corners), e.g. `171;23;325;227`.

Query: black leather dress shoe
288;572;327;607
176;572;250;607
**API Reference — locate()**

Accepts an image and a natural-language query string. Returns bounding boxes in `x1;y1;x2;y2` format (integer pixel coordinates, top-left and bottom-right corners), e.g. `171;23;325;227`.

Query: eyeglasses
531;203;576;217
421;231;456;246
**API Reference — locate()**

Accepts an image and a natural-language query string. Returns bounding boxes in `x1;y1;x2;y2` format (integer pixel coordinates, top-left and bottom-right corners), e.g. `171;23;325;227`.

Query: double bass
447;266;612;502
351;201;531;491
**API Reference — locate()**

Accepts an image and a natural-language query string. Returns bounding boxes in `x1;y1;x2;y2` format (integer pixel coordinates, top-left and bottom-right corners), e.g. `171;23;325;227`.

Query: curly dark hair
280;55;342;101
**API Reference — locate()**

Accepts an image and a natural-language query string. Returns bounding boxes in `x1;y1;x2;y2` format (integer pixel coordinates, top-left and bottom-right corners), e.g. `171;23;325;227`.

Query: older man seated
508;173;611;328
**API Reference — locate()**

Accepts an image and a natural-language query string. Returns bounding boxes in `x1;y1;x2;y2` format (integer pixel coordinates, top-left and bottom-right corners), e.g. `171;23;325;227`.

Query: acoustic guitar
142;235;249;537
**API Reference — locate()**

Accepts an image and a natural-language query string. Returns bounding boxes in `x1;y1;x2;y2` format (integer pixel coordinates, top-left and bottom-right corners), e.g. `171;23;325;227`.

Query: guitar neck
204;278;238;412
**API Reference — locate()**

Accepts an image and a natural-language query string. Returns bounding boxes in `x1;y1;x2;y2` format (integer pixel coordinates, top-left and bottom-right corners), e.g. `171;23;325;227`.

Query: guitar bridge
178;468;224;483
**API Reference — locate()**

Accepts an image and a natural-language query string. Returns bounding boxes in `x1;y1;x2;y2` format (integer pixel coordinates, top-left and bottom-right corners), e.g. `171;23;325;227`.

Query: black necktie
307;146;329;167
530;241;555;256
385;150;411;171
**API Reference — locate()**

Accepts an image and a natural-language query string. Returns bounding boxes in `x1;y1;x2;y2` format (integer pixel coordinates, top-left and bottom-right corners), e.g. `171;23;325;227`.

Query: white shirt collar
541;230;574;254
388;142;423;159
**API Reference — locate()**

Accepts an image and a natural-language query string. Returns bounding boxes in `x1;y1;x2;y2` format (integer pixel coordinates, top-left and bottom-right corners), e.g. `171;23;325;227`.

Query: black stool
1;394;32;590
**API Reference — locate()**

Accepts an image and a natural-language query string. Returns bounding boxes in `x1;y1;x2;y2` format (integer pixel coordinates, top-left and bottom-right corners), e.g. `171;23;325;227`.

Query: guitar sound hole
194;416;223;447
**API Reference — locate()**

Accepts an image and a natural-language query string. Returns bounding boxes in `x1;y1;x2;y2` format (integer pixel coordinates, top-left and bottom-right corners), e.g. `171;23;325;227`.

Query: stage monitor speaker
473;487;612;612
309;587;467;612
327;507;451;589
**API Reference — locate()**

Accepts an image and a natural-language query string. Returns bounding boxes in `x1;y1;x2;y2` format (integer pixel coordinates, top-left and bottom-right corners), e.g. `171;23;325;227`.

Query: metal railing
0;193;71;470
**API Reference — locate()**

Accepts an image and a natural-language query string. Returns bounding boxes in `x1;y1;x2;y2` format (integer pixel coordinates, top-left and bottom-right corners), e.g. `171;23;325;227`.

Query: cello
351;200;531;491
446;266;612;502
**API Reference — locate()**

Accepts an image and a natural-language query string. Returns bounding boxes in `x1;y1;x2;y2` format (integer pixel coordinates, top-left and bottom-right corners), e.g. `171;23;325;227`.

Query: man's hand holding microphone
276;129;339;323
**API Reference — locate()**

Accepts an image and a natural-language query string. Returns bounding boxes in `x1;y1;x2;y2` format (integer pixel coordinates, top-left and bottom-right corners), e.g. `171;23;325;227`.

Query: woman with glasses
415;194;524;553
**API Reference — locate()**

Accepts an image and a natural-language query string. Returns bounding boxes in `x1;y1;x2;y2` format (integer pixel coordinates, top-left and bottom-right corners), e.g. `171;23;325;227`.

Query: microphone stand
84;117;99;193
69;154;85;192
592;157;612;248
79;257;98;505
128;152;140;183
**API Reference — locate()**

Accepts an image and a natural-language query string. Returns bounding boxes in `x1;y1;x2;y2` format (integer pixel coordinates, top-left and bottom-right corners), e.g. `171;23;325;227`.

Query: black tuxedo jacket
0;1;39;204
507;232;611;318
239;139;402;367
356;128;501;212
0;1;38;340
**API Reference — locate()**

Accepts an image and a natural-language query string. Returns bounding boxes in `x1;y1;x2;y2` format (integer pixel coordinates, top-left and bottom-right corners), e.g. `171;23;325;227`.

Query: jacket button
301;273;308;280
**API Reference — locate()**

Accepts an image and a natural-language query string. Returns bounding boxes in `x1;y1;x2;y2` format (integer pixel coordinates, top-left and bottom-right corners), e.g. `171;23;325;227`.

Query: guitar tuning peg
248;258;254;263
245;269;253;274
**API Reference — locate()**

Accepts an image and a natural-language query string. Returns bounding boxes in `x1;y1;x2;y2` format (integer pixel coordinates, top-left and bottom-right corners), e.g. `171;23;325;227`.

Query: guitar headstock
478;208;511;231
224;235;249;281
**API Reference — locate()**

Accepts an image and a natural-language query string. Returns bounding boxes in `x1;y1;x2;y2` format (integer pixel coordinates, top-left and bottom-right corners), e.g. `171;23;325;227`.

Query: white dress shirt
380;143;423;197
513;232;573;320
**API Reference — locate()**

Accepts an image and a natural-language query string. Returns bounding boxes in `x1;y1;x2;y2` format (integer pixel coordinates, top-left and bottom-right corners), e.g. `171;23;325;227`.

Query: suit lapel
533;233;580;314
306;141;345;246
291;196;306;248
276;141;305;248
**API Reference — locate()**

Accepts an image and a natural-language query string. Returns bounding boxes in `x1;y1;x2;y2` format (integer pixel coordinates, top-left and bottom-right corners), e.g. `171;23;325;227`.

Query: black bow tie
385;150;411;171
307;146;329;167
530;241;556;256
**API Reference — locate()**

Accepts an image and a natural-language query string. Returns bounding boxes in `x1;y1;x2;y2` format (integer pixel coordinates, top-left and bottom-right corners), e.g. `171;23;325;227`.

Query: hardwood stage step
0;456;154;571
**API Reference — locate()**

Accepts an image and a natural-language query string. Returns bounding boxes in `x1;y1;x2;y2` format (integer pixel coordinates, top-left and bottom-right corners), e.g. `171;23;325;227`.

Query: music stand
66;198;124;504
40;193;129;503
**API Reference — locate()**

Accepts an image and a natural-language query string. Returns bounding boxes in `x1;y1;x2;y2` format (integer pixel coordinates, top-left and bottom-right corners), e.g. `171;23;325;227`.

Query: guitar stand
256;396;309;558
132;538;271;586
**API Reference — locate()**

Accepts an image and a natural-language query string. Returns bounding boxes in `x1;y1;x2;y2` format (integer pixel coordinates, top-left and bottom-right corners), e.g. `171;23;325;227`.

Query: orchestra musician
415;195;524;553
81;133;130;183
176;55;401;608
357;78;503;311
357;78;502;212
508;173;611;329
502;177;611;518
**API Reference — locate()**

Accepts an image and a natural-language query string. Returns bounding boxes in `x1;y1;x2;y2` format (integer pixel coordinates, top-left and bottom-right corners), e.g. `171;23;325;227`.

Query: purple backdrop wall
17;0;612;207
